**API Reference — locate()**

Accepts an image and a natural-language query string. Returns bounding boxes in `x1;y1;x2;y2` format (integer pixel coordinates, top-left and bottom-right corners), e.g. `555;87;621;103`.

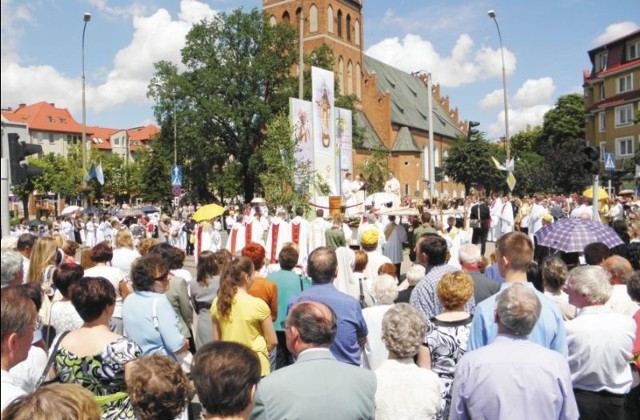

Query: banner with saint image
312;66;337;195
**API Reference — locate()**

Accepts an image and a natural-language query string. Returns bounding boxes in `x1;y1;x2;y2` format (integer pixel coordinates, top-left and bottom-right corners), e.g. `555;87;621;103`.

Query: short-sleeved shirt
288;283;368;366
122;292;185;356
211;293;271;376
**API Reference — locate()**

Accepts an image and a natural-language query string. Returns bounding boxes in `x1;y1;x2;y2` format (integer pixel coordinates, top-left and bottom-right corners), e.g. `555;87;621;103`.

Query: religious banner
335;107;352;173
312;66;337;195
290;98;313;164
290;98;314;194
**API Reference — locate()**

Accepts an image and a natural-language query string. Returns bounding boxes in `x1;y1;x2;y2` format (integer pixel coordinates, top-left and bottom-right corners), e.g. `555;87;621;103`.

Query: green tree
259;112;311;210
534;93;590;193
358;148;389;193
148;9;298;203
444;135;504;194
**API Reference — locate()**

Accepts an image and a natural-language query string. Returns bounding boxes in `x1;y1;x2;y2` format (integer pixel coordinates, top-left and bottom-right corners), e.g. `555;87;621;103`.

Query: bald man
250;301;376;420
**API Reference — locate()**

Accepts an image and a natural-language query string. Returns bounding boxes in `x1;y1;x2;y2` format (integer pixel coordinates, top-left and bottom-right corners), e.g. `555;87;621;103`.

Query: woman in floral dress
52;276;141;419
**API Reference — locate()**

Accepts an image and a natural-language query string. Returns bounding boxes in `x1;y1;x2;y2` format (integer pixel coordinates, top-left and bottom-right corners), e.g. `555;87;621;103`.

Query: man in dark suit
250;301;376;420
470;197;491;256
459;243;500;304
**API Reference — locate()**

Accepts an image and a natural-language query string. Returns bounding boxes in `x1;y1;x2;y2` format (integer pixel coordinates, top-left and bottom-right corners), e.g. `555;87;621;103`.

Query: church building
264;0;469;201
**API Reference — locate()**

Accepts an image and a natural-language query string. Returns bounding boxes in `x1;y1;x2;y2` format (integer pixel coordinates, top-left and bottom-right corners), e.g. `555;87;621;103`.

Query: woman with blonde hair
2;383;102;420
112;229;141;274
421;270;474;419
211;256;277;377
27;236;62;327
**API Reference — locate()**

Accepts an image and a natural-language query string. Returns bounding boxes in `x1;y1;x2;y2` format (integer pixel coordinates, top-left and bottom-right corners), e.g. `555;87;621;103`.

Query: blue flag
84;163;96;182
95;161;104;185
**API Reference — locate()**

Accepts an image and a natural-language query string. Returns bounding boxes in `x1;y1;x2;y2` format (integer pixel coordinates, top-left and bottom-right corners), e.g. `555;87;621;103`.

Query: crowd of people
2;187;640;419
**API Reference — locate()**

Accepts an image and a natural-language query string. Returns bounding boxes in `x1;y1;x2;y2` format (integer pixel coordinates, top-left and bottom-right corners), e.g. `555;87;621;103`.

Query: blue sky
1;0;638;141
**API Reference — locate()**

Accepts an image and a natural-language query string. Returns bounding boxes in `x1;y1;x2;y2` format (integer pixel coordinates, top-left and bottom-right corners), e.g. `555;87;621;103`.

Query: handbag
470;205;482;229
152;297;192;374
358;277;369;309
35;330;70;388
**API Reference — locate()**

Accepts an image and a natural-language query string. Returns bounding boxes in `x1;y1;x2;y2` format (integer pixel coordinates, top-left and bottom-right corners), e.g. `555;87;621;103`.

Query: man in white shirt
602;255;638;316
383;172;400;201
565;265;635;419
1;286;38;411
308;209;330;253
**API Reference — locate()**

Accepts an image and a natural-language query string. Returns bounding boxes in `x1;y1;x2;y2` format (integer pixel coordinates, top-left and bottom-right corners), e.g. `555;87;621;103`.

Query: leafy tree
259;112;310;210
358;148;389;193
134;147;172;206
148;9;298;203
443;135;504;195
536;93;585;151
533;93;590;193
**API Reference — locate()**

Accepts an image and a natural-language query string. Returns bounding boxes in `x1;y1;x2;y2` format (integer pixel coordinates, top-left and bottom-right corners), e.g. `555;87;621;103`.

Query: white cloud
0;0;218;122
487;104;552;140
479;89;504;110
365;33;516;88
482;78;555;139
512;77;555;108
594;21;639;45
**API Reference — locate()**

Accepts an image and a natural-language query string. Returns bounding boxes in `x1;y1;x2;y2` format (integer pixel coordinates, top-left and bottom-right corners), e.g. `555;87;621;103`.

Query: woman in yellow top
211;256;277;376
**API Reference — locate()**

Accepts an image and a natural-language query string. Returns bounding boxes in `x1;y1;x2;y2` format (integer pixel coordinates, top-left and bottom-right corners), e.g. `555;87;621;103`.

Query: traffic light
435;166;444;182
467;121;480;141
582;146;600;175
7;133;43;185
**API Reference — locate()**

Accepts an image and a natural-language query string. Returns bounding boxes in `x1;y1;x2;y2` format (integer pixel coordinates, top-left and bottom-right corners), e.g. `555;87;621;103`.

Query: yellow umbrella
193;203;225;222
582;186;609;200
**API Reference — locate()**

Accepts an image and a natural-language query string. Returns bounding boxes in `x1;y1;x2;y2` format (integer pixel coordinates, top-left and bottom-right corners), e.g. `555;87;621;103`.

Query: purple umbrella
534;218;624;253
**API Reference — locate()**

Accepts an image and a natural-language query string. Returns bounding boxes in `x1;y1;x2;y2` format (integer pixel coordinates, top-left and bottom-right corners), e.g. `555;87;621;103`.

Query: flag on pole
84;163;96;182
95;161;104;185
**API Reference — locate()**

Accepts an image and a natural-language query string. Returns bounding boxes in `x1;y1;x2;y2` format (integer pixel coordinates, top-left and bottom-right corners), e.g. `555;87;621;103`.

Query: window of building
48;133;55;144
347;60;353;95
37;132;43;144
405;184;409;196
617;74;633;93
598;112;606;132
269;15;277;26
355;20;360;46
599;142;606;161
599;83;605;100
346;14;351;42
113;137;120;147
327;6;334;34
337;10;343;38
338;57;344;95
309;5;318;32
597;52;607;72
356;63;362;100
615;104;633;127
617;137;634;157
282;11;290;24
627;41;639;60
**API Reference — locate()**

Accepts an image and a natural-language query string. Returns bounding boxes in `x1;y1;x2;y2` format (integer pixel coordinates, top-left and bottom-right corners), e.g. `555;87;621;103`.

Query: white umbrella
60;205;82;216
251;197;266;204
364;192;399;208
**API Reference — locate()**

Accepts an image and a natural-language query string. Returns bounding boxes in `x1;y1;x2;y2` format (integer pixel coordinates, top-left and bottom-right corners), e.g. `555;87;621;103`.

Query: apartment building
584;29;640;172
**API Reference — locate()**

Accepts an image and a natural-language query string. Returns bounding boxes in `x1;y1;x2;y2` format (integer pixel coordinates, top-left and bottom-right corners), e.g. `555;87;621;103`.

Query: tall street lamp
82;12;91;198
488;10;511;173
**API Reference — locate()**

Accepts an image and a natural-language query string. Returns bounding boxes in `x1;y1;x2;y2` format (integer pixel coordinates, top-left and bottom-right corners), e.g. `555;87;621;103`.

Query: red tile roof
87;126;120;150
1;101;84;134
2;101;160;152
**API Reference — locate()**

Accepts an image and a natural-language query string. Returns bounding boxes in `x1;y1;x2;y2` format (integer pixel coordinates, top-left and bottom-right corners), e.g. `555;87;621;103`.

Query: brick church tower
263;0;365;99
